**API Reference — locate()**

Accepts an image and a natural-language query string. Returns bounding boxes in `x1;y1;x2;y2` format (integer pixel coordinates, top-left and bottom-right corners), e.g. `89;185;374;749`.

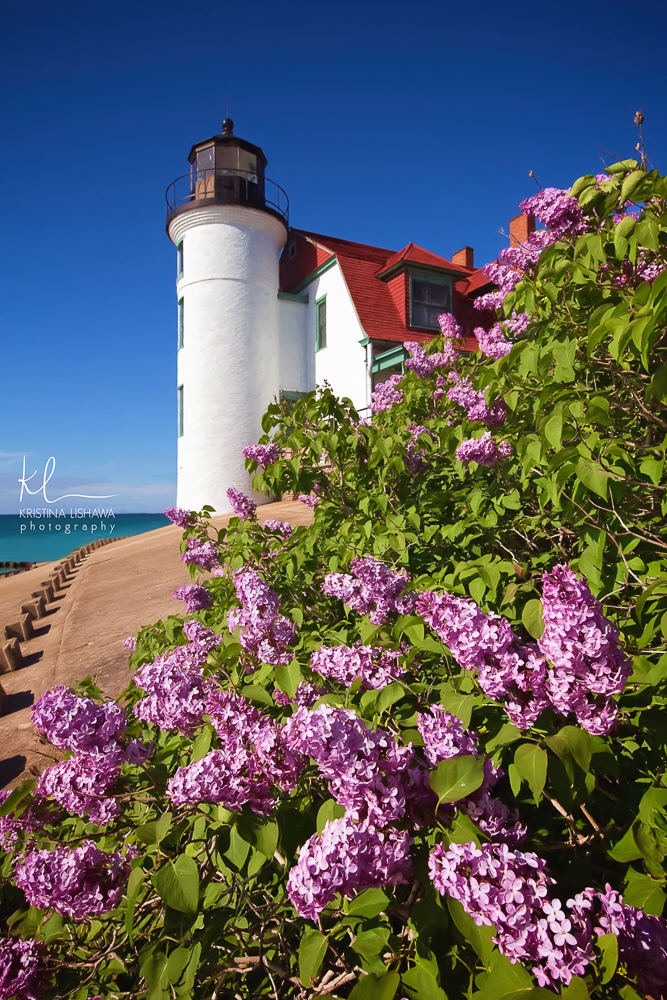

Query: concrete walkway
0;501;313;788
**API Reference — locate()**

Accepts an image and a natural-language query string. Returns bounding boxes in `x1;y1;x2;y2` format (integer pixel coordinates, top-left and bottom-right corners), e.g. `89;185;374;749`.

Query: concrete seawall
0;501;314;788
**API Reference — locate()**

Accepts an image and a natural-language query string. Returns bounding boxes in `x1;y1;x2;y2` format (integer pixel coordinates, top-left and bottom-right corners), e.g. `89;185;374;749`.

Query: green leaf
351;926;391;958
561;977;589;1000
190;729;211;762
254;819;279;859
136;812;173;845
620;169;646;203
141;952;169;1000
546;726;592;775
401;963;447;1000
513;744;548;799
473;951;534;1000
0;779;36;817
622;872;666;916
429;754;485;805
521;600;544;640
42;913;64;944
609;825;643;863
298;927;328;987
166;947;192;986
438;686;476;727
153;855;199;914
447;897;494;963
597;932;618;983
376;682;405;713
275;658;302;698
348;971;400;1000
225;825;250;868
576;459;609;499
348;888;390;918
125;866;146;944
317;798;346;835
544;410;563;450
486;724;522;753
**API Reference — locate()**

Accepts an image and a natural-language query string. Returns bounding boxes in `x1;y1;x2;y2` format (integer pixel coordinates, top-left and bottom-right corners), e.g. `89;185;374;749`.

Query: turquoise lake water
0;513;171;563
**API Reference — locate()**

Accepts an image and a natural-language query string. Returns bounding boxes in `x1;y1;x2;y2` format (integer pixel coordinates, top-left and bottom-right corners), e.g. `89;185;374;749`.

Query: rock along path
0;501;314;788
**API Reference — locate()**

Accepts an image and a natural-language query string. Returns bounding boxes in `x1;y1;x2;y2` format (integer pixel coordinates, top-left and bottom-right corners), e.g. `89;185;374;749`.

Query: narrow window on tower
178;298;184;349
178;385;184;437
316;296;327;351
177;240;184;278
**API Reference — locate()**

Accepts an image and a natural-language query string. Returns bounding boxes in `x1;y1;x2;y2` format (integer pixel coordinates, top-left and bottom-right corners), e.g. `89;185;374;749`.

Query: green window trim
316;295;327;351
177;385;184;437
280;389;310;403
278;291;309;304
178;298;184;349
371;344;407;374
177;240;184;279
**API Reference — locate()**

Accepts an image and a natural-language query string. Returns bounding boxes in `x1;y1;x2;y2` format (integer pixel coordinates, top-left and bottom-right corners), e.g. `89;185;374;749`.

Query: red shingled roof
282;229;491;345
463;267;494;295
376;242;472;279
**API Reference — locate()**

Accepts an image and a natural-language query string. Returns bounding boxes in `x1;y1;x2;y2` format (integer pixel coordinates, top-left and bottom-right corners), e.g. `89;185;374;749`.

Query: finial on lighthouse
222;117;234;135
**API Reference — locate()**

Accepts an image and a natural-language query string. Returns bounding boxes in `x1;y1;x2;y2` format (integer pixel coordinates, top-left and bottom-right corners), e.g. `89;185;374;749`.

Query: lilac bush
0;157;665;999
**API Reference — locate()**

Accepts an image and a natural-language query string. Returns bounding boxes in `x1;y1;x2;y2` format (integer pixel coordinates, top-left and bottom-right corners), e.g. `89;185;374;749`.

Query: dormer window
410;271;451;329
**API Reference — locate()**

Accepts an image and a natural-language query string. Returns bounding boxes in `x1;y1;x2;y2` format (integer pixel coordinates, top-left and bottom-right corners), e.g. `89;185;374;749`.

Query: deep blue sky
1;0;666;514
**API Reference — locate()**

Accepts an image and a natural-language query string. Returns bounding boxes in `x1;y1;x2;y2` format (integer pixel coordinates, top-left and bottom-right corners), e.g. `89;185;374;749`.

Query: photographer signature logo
18;456;119;504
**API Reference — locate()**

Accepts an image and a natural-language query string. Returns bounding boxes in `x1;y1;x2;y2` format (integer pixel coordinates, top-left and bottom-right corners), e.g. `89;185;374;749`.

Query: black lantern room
166;119;289;229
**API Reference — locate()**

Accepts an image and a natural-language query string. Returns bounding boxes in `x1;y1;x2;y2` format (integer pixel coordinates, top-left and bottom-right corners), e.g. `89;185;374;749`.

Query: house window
177;240;184;278
177;385;184;437
316;296;327;351
289;242;297;260
178;299;184;349
410;273;451;329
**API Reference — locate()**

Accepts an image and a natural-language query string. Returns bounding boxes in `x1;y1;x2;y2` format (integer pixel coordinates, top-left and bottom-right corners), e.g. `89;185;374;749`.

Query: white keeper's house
166;120;532;513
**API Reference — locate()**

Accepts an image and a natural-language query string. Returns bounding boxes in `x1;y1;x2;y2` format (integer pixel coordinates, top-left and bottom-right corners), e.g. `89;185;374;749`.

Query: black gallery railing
165;168;289;227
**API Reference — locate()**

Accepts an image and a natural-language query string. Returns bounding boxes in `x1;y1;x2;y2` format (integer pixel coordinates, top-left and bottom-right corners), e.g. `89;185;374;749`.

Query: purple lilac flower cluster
321;555;416;625
32;687;149;826
122;635;137;650
227;567;297;666
32;686;127;755
539;565;631;735
0;937;42;1000
181;537;220;571
520;188;585;237
273;681;326;708
417;706;478;765
262;518;293;538
36;755;122;827
168;692;302;813
417;591;548;729
429;841;593;987
226;487;257;521
164;506;195;528
286;704;413;825
456;432;513;467
13;840;131;920
573;885;667;998
418;567;630;734
446;374;506;426
133;622;219;735
287;814;412;921
405;424;432;473
404;341;450;378
371;374;404;413
297;493;320;507
311;642;405;690
242;443;280;467
172;583;213;613
473;323;513;360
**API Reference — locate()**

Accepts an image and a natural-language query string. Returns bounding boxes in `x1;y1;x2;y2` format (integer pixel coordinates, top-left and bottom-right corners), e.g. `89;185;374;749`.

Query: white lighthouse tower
166;119;289;514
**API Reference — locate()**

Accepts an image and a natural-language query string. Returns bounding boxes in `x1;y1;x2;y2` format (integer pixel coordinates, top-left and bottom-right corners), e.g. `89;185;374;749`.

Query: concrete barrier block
20;597;46;621
0;638;23;673
32;585;54;604
4;614;34;642
0;681;7;714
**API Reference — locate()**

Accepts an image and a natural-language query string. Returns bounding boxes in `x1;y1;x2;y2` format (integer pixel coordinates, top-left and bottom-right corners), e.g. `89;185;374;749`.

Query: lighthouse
166;119;290;514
